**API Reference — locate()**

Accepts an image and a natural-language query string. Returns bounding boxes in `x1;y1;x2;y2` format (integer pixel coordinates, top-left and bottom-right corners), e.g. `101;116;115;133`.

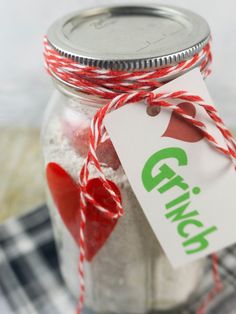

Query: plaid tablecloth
0;205;236;314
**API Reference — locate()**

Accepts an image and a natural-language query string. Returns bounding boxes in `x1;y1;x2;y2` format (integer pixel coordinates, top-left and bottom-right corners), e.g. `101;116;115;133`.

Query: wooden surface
0;128;45;222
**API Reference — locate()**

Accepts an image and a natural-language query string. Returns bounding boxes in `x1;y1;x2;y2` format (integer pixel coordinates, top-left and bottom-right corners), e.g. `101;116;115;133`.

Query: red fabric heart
162;102;204;143
46;162;121;261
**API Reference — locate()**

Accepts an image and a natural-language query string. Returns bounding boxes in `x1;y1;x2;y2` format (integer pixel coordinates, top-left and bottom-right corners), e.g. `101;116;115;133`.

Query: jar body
42;88;204;313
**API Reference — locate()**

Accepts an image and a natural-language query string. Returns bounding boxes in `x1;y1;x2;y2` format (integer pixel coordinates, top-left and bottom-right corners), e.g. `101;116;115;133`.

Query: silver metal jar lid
47;4;210;70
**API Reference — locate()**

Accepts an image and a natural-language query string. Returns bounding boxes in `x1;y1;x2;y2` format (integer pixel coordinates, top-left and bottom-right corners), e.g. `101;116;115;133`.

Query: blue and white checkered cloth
0;205;236;314
0;205;76;314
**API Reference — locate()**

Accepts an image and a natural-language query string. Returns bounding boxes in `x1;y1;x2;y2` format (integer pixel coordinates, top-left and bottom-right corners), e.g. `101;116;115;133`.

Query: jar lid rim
47;4;211;70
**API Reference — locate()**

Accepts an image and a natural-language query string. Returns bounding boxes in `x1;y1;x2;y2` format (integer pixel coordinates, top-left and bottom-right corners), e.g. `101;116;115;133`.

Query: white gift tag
104;68;236;268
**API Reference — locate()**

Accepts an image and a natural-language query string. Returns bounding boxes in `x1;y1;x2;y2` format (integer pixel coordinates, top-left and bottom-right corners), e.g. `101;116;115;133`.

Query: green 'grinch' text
142;147;217;255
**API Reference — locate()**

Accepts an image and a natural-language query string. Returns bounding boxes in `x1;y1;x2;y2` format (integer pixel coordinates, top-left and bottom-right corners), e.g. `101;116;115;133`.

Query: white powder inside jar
43;113;204;314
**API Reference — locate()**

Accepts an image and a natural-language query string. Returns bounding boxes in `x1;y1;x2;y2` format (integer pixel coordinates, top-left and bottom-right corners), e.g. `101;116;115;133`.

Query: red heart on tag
46;162;121;261
162;102;204;143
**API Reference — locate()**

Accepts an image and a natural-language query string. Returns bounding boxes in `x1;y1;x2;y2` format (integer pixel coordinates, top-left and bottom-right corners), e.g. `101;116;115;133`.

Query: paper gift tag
104;68;236;268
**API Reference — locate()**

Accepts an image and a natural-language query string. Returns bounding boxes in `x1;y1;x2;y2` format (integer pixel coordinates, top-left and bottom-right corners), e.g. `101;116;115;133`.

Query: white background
0;0;236;127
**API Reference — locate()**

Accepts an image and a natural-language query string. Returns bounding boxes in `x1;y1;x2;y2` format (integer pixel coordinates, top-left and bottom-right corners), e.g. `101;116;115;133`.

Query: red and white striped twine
44;37;236;314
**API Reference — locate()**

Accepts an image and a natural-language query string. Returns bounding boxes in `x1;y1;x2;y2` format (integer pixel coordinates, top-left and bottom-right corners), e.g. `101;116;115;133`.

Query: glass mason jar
42;5;211;314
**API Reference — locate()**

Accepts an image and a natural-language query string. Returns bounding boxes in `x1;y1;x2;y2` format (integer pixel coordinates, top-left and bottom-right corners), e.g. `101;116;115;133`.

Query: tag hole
146;106;161;117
